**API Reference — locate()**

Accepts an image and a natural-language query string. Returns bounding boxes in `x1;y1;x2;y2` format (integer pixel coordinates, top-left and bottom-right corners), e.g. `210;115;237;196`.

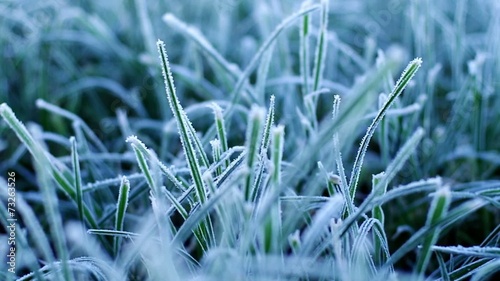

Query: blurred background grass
1;0;499;273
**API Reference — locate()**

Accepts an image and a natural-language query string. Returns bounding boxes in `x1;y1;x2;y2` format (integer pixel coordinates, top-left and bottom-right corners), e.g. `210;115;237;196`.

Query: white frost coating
391;58;423;100
201;171;214;185
210;139;221;148
332;94;341;119
210;102;224;120
125;135;141;145
329;217;343;232
249;105;266;123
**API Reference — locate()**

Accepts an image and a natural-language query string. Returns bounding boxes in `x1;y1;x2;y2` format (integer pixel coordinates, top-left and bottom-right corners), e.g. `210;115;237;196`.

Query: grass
1;0;499;280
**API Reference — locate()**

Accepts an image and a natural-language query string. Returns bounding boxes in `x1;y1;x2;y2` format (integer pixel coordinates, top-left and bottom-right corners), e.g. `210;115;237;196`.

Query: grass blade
415;185;451;277
211;103;230;169
157;40;207;204
244;106;265;201
157;40;215;249
299;1;312;98
70;137;84;223
348;58;423;201
210;139;223;176
114;176;131;255
271;125;285;188
312;0;329;92
251;95;276;201
432;245;500;258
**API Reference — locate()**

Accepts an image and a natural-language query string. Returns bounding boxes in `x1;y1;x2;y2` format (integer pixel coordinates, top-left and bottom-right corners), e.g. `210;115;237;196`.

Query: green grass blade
251;95;276;201
260;95;276;157
70;137;84;223
332;95;354;215
114;176;130;255
211;103;230;168
244;106;265;201
157;40;215;249
210;139;223;176
348;58;423;201
372;173;388;266
415;185;451;277
435;252;451;281
129;143;156;195
299;1;312;98
157;39;207;204
127;138;181;251
312;0;329;92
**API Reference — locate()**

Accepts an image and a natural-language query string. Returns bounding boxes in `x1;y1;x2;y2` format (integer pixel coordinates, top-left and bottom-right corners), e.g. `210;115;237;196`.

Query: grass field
1;0;499;280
